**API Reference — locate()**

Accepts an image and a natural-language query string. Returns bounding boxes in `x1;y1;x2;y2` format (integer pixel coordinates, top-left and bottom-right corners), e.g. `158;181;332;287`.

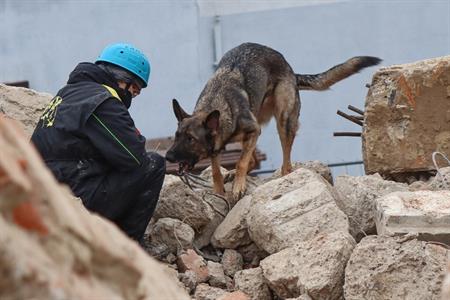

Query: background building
1;0;449;176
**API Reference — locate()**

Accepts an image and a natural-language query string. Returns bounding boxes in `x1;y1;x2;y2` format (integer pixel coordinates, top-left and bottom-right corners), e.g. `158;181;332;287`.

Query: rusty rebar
347;105;364;116
337;110;363;126
333;132;362;137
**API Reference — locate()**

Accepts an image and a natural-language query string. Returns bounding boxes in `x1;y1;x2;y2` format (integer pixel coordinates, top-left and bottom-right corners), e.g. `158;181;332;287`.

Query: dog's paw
281;165;293;176
231;182;247;202
231;190;245;202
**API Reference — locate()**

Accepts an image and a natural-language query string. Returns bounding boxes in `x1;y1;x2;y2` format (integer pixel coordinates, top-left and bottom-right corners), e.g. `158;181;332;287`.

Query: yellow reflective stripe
102;84;122;101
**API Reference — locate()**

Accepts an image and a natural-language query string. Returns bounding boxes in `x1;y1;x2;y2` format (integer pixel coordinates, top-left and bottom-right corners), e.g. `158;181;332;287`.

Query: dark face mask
117;84;132;109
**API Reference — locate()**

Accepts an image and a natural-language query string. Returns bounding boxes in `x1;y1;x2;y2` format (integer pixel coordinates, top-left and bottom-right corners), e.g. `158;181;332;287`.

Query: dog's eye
187;136;193;142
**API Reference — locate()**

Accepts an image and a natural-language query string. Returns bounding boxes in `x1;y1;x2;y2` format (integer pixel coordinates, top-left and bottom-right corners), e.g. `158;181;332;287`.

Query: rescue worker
31;43;165;243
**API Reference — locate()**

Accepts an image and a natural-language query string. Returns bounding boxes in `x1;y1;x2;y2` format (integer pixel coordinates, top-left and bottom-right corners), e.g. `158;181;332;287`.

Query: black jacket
31;63;149;199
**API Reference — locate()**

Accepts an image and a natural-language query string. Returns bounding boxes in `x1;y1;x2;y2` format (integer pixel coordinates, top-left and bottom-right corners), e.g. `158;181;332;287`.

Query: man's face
118;81;142;98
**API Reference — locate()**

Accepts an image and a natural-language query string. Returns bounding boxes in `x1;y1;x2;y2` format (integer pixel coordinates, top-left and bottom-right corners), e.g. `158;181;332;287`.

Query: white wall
0;0;205;138
1;0;449;175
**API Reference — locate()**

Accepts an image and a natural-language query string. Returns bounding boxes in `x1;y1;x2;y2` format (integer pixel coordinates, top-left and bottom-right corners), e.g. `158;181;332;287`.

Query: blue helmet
96;43;150;88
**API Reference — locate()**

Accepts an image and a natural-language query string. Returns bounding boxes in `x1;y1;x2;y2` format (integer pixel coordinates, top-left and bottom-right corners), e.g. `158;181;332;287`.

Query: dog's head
166;99;220;174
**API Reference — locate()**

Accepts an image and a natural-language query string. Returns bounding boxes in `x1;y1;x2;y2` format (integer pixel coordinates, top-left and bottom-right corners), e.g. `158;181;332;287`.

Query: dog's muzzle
165;150;198;175
165;150;176;163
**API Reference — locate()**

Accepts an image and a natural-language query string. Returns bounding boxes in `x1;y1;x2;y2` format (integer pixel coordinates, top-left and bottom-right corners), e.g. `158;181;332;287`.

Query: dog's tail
296;56;381;91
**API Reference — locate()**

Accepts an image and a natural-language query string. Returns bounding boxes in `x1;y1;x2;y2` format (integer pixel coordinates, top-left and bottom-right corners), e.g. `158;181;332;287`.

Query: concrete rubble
247;168;349;254
442;264;450;300
221;249;244;277
207;261;228;289
2;54;450;300
363;55;450;177
260;231;355;299
211;195;252;249
429;166;450;191
234;267;272;300
269;160;334;184
0;116;190;299
345;235;447;300
335;173;409;241
149;217;195;254
375;190;450;243
194;284;229;300
0;83;50;137
154;175;219;232
177;249;210;284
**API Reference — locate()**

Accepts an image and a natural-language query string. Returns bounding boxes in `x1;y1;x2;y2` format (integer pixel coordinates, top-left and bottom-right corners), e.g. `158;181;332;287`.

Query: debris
375;190;450;244
344;235;447;300
363;55;450;177
3;80;450;300
234;267;271;300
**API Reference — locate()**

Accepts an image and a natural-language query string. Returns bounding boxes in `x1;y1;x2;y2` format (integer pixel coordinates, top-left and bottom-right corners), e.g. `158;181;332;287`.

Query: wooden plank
146;136;267;174
3;80;30;88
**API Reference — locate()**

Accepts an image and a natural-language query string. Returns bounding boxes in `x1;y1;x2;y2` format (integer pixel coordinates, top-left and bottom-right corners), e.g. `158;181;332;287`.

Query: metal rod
336;110;363;126
333;132;362;137
347;105;364;116
328;160;363;167
249;160;364;176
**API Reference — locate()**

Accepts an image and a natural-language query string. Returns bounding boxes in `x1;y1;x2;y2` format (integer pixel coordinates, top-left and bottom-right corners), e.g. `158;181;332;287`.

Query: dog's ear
172;99;190;122
204;110;220;134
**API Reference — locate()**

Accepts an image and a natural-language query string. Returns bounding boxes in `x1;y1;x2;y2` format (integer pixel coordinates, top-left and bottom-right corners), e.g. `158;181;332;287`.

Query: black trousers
77;152;165;242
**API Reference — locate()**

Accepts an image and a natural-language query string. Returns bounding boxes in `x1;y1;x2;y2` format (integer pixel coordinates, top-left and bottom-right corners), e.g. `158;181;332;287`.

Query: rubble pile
0;116;190;299
149;162;449;300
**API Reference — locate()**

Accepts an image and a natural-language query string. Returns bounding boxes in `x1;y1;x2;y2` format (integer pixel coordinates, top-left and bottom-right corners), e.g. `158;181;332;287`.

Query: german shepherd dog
166;43;380;200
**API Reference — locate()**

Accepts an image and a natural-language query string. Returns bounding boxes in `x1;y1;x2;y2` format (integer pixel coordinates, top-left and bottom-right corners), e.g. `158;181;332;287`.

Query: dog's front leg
232;132;258;200
211;155;225;195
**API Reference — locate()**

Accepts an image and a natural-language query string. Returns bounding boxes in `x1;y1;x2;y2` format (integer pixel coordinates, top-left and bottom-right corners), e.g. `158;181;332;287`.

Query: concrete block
375;190;450;243
345;235;447;300
363;56;450;176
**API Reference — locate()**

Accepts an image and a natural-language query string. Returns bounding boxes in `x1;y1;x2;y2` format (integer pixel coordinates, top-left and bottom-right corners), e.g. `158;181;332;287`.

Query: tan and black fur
166;43;380;199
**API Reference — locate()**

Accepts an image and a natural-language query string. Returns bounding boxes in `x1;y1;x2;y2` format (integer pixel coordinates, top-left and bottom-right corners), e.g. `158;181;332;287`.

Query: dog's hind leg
273;80;300;176
211;155;225;195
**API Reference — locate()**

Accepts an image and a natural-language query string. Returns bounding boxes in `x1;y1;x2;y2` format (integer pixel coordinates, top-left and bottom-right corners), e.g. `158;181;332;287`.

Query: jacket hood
67;62;119;89
67;62;132;107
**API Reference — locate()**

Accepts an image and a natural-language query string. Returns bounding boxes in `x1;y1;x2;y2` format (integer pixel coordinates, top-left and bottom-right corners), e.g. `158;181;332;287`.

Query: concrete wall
1;0;449;175
0;0;206;137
